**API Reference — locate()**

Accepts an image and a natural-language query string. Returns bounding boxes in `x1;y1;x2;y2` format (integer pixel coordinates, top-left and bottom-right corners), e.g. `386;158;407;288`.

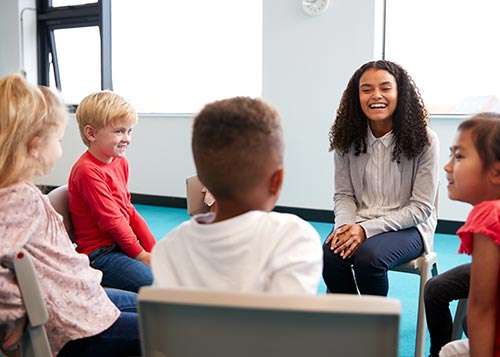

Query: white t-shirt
151;210;323;295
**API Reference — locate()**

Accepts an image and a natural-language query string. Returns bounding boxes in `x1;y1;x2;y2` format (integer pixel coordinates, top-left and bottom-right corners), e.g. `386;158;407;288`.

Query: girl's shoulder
457;200;500;254
0;182;46;254
468;200;500;220
0;182;42;206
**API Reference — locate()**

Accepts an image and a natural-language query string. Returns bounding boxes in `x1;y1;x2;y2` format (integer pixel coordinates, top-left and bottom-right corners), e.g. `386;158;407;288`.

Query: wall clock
302;0;330;16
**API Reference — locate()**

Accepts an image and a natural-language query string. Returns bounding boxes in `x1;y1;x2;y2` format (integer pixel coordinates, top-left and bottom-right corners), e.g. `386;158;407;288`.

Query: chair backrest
185;175;210;216
138;287;401;357
47;185;74;242
2;249;52;357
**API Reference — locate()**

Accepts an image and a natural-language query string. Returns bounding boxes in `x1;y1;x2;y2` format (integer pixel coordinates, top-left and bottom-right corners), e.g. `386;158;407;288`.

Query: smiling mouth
369;103;387;109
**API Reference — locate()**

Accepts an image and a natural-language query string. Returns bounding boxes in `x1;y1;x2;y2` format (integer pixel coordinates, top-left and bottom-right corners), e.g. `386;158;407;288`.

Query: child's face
444;129;492;205
36;125;65;175
88;121;134;163
358;68;398;125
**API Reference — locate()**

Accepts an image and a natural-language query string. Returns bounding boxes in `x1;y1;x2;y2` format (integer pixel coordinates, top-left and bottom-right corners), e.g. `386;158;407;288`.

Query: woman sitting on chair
322;60;439;296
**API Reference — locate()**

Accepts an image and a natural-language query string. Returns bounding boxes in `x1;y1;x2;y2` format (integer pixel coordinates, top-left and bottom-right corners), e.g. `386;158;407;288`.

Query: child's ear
29;137;41;159
270;167;284;195
489;162;500;185
84;125;97;142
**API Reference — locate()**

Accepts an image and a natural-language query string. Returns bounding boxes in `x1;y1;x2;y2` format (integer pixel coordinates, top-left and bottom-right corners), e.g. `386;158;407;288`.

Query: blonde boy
152;97;322;294
69;91;155;293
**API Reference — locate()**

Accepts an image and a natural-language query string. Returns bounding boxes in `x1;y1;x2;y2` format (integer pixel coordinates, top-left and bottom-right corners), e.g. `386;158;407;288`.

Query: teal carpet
135;204;471;357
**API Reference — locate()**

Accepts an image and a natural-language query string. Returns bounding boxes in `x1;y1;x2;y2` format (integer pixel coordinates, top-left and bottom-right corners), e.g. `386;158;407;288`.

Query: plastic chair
47;184;74;242
451;298;468;340
2;249;52;357
138;287;401;357
389;188;440;357
391;251;439;357
185;175;210;216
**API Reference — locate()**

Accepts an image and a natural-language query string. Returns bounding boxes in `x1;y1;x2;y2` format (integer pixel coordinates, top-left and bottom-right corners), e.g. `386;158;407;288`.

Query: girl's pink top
457;199;500;356
0;182;120;356
457;200;500;254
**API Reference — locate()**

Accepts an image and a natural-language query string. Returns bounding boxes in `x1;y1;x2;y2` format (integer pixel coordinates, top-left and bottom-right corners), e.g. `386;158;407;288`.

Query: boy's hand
1;315;27;357
135;250;151;267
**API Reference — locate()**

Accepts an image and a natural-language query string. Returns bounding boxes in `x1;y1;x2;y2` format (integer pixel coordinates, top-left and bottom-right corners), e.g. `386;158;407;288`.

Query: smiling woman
322;60;439;298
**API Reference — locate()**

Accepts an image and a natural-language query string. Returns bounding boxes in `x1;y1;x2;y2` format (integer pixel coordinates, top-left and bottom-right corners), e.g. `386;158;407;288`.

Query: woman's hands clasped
325;224;367;259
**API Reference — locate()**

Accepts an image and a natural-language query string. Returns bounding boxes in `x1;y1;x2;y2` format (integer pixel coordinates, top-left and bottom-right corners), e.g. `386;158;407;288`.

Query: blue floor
135;204;471;357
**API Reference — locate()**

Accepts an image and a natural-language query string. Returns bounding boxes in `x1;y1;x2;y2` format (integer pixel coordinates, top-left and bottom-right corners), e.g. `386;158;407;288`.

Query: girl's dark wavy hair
458;112;500;171
328;60;429;163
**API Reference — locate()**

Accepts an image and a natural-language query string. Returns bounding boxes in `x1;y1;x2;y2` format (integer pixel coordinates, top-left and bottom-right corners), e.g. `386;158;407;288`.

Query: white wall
0;0;37;82
1;0;469;223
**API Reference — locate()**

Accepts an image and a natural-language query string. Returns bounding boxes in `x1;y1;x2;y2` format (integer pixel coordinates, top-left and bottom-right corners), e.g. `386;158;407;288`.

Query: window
37;0;262;113
112;0;262;113
51;0;97;6
384;0;500;115
37;0;111;106
53;26;101;104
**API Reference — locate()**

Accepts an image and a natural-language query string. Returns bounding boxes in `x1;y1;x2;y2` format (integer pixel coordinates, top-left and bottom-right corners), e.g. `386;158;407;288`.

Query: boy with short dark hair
152;97;322;294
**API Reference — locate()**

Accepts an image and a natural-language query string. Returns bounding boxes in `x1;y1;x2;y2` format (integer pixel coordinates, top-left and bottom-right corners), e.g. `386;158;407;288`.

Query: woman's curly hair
328;60;429;163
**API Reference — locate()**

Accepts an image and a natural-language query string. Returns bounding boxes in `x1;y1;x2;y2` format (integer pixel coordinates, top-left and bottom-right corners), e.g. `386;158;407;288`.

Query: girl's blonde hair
0;74;67;188
76;90;138;147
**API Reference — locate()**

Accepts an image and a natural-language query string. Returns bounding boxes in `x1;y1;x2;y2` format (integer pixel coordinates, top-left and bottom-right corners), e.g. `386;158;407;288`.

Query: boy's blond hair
192;96;283;201
0;74;67;188
76;90;138;147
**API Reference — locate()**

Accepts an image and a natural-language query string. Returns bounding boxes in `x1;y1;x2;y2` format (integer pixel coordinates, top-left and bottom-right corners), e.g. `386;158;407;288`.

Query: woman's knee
323;241;338;265
353;246;382;270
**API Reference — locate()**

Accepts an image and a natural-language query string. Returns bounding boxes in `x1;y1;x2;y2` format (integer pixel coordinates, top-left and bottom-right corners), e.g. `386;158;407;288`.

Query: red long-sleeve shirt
68;151;155;258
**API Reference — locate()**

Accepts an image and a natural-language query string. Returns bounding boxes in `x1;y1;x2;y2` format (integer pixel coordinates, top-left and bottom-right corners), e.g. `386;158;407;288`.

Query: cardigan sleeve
333;149;358;228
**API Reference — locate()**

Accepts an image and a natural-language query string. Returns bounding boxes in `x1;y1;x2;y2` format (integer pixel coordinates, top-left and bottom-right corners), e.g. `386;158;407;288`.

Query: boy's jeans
89;244;153;293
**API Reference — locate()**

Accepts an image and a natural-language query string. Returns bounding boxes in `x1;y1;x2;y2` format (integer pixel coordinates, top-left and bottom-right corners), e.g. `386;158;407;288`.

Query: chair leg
451;298;468;340
415;268;428;357
415;261;438;357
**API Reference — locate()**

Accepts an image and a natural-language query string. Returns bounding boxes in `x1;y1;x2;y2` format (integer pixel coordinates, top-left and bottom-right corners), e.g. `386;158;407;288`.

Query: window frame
36;0;112;92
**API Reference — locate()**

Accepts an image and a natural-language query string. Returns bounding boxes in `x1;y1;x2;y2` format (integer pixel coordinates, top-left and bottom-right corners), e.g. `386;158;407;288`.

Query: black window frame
36;0;112;93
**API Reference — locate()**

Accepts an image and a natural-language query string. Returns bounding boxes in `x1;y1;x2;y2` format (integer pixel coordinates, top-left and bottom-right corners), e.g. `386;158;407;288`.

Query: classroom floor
136;204;471;357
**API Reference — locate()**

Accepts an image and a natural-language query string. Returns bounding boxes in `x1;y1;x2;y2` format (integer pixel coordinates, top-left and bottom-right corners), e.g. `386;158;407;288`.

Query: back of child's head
458;112;500;171
76;90;137;146
0;74;67;188
192;96;283;201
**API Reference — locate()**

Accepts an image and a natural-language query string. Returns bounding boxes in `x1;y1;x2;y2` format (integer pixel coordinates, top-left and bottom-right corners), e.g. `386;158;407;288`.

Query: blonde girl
0;74;140;357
